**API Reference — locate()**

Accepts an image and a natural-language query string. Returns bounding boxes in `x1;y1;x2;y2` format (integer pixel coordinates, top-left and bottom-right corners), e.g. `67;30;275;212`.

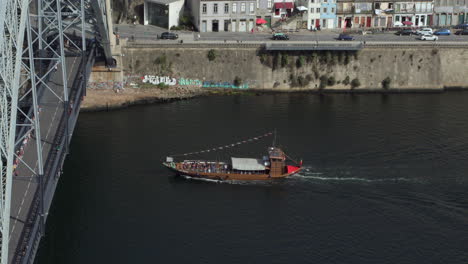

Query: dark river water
36;93;468;264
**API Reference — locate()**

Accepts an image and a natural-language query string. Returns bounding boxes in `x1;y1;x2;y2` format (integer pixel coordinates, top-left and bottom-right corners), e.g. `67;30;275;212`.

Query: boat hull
163;163;302;181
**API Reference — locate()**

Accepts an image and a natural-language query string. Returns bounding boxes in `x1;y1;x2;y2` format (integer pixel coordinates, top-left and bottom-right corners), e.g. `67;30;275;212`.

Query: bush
344;54;351;65
281;54;289;67
273;53;281;70
154;55;167;65
297;76;306;87
307;52;317;63
343;76;350;85
259;53;268;64
382;77;391;89
351;78;361;89
296;56;305;68
170;26;182;30
327;76;336;86
207;49;217;61
319;75;328;90
233;76;242;87
157;83;168;89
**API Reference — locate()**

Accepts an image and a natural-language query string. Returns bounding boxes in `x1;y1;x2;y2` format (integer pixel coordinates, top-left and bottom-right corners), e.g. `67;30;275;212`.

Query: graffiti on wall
179;78;202;86
130;75;251;89
202;81;248;89
142;75;177;85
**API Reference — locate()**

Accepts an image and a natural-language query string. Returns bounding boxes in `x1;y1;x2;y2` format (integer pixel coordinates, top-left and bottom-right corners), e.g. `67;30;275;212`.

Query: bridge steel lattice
0;0;113;262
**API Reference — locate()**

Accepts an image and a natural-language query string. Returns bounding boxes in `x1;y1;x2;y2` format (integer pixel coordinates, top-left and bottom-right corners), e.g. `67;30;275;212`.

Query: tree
351;78;361;89
207;49;217;61
319;75;328;90
382;77;391;89
343;76;350;85
281;54;289;67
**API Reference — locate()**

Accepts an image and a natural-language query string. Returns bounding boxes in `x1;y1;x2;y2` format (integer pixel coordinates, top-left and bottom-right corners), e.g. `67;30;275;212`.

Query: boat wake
181;175;223;183
293;167;413;183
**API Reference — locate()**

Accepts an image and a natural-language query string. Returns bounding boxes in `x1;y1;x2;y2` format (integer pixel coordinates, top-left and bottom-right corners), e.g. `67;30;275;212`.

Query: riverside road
116;24;468;43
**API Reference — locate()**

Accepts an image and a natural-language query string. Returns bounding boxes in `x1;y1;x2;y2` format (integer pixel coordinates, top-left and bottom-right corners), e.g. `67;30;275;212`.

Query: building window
202;4;207;14
233;3;237;12
267;0;272;8
225;3;229;13
214;3;218;14
241;2;246;13
256;0;259;8
331;7;334;13
250;2;254;13
316;8;320;13
323;7;327;13
310;8;314;13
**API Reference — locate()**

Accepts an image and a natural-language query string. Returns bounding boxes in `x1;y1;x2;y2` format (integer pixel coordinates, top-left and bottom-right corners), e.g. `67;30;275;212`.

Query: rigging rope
169;132;273;157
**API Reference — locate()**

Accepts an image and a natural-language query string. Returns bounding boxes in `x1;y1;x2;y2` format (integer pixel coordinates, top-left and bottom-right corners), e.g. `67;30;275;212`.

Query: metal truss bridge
0;0;114;262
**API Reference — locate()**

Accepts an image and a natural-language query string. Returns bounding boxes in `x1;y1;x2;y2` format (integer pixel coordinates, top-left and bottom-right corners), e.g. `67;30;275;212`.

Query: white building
188;0;257;32
307;0;322;30
144;0;185;29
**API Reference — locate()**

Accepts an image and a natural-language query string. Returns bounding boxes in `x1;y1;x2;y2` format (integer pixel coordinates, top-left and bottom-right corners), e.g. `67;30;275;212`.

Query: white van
416;28;433;35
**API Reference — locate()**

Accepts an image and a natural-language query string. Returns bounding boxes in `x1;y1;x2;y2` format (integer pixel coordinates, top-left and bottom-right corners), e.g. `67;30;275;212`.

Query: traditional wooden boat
163;146;302;181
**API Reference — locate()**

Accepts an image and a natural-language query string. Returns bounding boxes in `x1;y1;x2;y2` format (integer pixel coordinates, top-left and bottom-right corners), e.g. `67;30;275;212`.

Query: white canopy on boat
231;157;266;171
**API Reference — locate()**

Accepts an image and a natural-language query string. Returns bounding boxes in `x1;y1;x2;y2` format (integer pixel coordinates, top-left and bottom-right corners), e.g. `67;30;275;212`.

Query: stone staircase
272;12;305;31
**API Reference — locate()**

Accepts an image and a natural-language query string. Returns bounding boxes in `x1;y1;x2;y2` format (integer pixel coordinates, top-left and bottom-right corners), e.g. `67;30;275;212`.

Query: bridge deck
8;47;95;264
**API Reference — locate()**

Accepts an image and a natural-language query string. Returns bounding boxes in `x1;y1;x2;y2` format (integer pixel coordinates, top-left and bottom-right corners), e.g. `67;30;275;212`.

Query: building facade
307;0;322;29
337;0;433;28
320;0;337;28
433;0;468;26
336;0;373;28
256;0;274;27
144;0;185;29
189;0;257;32
373;0;394;27
393;1;434;27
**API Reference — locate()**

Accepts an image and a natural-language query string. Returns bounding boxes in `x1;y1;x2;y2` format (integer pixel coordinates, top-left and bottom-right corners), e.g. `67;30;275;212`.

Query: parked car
418;34;438;41
434;29;451;35
416;28;433;35
160;32;178;40
455;29;468;35
396;29;416;36
454;23;468;29
337;33;354;41
272;33;289;40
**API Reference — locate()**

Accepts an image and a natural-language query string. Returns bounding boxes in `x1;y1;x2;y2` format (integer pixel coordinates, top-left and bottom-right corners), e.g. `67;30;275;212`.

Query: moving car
272;33;289;40
434;29;451;35
455;29;468;35
454;23;468;29
396;29;416;36
416;28;433;35
160;32;178;40
418;34;438;41
337;33;354;41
